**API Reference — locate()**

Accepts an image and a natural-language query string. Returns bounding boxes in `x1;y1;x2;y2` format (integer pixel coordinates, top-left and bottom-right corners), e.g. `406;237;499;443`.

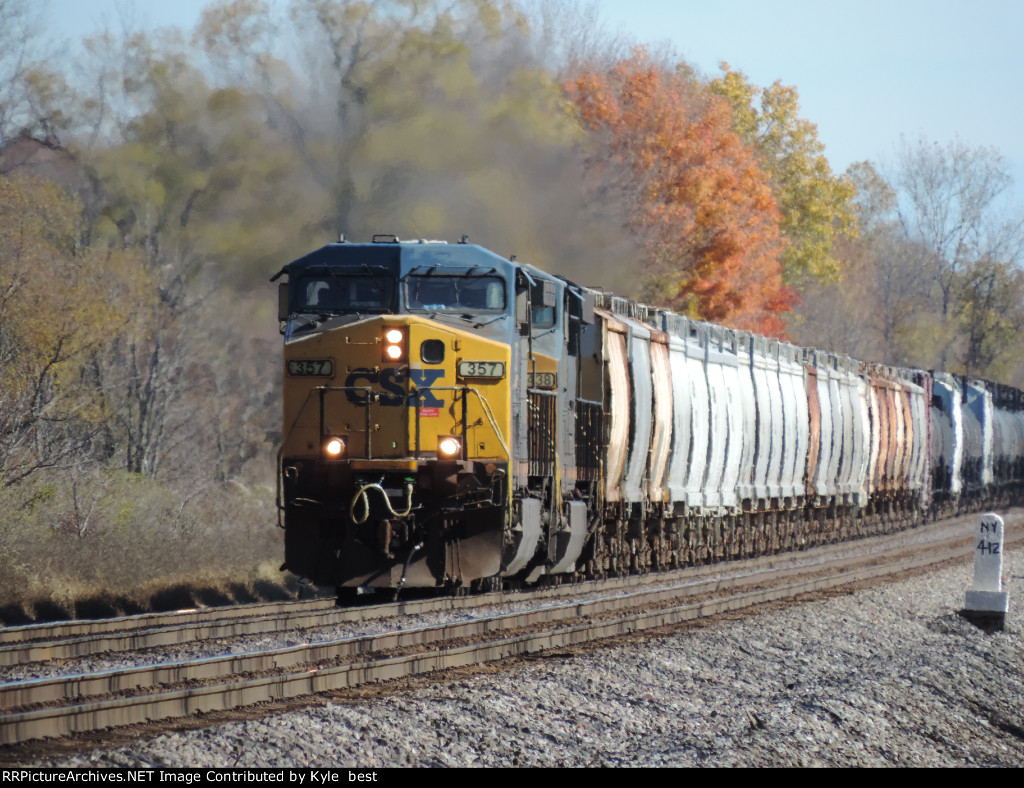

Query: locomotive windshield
295;269;394;313
405;274;506;313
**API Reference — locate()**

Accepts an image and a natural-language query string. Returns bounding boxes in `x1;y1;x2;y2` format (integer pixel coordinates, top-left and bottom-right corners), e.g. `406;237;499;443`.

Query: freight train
273;235;1024;593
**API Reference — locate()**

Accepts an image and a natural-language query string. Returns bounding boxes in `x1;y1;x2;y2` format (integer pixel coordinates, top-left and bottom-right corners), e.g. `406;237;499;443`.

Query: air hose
349;482;414;524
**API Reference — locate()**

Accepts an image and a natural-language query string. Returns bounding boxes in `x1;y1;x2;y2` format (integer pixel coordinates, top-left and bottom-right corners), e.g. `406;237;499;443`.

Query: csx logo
344;368;445;407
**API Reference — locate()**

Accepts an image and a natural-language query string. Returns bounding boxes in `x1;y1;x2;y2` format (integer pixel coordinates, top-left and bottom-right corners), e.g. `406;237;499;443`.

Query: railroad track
1;510;1020;748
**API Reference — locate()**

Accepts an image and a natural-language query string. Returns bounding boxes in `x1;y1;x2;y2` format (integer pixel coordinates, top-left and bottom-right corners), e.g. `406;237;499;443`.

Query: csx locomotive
274;235;1024;593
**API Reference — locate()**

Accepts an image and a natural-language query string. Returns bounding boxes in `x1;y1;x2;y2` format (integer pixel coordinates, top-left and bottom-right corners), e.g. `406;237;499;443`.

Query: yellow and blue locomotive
274;235;599;592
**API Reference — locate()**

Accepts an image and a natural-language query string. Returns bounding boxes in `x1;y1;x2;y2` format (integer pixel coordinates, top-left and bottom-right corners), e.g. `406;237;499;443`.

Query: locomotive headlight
324;436;346;458
437;436;461;458
382;327;406;362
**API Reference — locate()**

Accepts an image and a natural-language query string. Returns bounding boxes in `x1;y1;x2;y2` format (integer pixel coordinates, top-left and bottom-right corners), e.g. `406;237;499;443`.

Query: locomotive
273;235;1024;593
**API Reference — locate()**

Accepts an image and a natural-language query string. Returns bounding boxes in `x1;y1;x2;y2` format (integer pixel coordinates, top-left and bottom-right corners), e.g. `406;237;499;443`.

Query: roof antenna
510;254;517;262
459;234;469;244
338;232;346;243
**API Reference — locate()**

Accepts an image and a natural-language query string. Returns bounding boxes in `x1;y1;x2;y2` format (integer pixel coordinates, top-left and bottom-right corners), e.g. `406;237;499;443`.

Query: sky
43;0;1024;208
595;0;1024;194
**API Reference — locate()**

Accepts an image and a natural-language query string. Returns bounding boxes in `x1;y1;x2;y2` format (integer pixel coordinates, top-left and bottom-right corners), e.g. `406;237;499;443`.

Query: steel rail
0;556;853;711
2;523;1019;746
0;599;336;647
1;510;1018;666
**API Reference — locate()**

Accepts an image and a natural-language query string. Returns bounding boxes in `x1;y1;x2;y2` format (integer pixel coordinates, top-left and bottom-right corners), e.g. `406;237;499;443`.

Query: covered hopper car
273;236;1024;593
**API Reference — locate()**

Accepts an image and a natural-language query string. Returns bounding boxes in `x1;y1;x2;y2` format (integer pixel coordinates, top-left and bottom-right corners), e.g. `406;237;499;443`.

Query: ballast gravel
21;548;1024;768
1;520;983;686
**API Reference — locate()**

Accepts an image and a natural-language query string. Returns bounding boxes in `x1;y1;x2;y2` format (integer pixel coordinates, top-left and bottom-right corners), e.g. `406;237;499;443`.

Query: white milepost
963;513;1008;626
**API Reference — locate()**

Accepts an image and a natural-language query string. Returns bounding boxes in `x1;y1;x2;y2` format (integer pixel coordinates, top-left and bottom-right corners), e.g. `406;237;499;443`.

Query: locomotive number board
527;371;556;389
287;359;334;376
458;360;505;379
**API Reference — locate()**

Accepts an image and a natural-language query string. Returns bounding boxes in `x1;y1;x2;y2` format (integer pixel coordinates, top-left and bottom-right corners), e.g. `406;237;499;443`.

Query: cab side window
531;280;557;328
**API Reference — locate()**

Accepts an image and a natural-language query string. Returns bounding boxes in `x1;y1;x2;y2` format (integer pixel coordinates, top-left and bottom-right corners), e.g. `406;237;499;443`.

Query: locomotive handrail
278;382;508;505
276;385;375;515
410;385;510;463
525;388;558;478
277;382;511;528
412;384;513;515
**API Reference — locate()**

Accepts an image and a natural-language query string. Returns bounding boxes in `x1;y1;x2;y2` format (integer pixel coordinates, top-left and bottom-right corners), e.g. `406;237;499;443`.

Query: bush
0;467;289;622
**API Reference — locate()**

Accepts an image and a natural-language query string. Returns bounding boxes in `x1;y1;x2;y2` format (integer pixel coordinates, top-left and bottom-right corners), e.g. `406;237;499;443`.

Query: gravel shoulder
16;547;1024;768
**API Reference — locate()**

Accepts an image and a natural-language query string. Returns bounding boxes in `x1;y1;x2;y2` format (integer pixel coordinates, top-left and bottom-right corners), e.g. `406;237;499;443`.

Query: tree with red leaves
566;51;797;337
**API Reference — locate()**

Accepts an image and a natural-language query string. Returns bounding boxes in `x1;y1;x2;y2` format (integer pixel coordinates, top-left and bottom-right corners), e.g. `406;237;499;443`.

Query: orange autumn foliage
566;52;796;337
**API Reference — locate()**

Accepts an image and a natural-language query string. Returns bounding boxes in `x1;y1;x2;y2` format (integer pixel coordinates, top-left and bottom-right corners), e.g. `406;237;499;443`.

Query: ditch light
438;436;461;458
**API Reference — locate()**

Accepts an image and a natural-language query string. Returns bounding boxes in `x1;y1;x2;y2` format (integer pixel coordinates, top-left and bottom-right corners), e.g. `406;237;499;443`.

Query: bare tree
0;0;42;142
518;0;634;75
894;136;1024;369
955;257;1024;379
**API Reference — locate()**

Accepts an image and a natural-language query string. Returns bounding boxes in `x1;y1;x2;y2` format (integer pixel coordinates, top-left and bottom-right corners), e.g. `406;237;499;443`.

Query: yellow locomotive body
282;315;511;466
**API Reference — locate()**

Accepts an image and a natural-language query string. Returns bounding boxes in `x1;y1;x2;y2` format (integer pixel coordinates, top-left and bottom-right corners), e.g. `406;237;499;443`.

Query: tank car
274;236;1024;593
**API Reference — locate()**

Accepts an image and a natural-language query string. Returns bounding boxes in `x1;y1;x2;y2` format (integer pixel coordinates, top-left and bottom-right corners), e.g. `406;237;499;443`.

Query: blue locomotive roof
279;240;520;343
284;240;517;280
